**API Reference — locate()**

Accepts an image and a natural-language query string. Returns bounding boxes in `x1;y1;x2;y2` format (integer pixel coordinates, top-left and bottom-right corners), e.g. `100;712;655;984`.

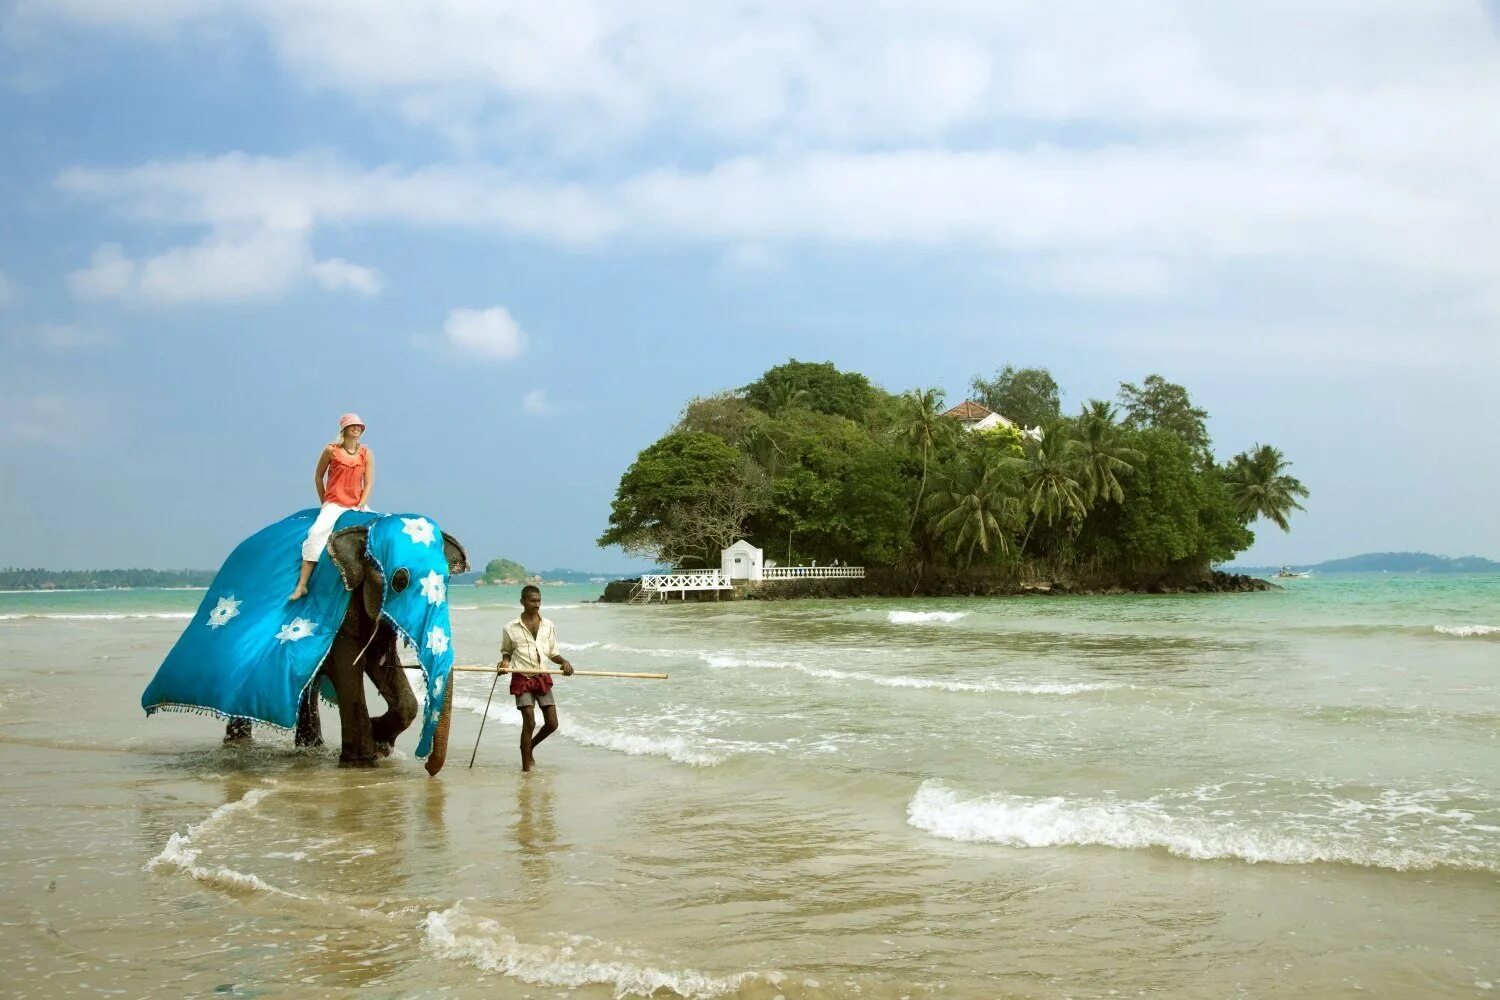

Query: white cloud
311;257;381;296
443;306;524;360
0;393;100;446
28;2;1500;333
521;389;551;415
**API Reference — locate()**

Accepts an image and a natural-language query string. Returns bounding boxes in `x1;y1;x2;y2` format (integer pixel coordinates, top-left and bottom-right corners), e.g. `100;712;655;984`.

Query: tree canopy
600;359;1303;583
968;365;1061;429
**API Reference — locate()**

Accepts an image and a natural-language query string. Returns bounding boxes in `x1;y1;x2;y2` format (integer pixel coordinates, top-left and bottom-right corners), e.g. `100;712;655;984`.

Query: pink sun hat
339;412;365;431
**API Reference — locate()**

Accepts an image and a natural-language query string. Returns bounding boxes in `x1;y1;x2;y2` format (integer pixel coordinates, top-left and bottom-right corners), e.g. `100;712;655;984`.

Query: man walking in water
497;585;574;771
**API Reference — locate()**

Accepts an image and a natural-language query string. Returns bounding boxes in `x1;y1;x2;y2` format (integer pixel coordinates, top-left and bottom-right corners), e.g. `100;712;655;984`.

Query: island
597;360;1307;599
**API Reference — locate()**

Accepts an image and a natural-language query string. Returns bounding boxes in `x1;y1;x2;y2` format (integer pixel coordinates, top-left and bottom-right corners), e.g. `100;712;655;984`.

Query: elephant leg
366;657;418;754
327;631;377;767
294;681;324;748
223;718;252;743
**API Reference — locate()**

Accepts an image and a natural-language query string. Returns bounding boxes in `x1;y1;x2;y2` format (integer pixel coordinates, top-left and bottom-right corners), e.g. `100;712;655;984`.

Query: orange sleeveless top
323;445;368;506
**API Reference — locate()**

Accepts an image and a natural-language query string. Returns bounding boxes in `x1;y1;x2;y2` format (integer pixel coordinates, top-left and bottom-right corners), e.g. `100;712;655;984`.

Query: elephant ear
361;565;385;621
327;525;370;591
441;532;469;576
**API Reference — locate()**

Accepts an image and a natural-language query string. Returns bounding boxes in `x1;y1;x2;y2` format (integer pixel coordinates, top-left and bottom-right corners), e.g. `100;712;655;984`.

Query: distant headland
1227;552;1500;575
0;568;215;590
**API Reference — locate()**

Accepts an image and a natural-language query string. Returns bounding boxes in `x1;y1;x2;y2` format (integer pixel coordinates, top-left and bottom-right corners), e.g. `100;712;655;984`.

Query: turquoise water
1;576;1496;998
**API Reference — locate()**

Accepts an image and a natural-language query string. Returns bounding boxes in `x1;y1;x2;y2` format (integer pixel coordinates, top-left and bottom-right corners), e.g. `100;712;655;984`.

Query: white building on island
721;539;763;583
943;400;1043;442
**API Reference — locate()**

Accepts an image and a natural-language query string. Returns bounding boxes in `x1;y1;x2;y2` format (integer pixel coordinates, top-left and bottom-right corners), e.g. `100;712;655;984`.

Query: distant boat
1275;565;1311;578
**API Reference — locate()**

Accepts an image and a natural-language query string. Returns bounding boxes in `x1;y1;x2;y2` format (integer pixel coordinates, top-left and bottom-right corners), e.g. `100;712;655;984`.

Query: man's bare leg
288;560;315;601
519;704;537;772
530;705;559;753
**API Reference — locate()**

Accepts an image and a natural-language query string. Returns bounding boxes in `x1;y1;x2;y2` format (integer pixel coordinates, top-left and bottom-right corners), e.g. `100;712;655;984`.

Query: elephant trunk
424;679;455;777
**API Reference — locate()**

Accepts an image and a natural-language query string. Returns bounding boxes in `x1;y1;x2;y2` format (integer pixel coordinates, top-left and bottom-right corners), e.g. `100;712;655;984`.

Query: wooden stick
405;664;669;680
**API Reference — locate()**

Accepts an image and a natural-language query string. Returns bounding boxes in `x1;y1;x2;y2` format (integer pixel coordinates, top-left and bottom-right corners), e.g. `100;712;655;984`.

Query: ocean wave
424;904;765;998
147;785;304;896
452;693;734;766
0;611;194;621
887;610;967;624
701;654;1116;696
1433;624;1500;638
906;781;1499;872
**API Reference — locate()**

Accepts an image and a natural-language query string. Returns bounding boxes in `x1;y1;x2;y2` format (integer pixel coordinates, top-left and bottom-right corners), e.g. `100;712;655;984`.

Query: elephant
223;522;469;771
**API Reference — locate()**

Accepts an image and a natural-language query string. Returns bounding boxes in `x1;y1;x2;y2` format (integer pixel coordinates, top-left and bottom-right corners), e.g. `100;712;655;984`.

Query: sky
2;1;1498;572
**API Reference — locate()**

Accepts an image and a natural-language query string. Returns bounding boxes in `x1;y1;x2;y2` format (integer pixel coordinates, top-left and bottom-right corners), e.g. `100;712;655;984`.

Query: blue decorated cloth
141;508;454;759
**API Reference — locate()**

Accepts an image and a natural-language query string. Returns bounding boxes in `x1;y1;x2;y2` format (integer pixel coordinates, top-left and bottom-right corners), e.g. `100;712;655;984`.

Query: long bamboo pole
405;664;668;680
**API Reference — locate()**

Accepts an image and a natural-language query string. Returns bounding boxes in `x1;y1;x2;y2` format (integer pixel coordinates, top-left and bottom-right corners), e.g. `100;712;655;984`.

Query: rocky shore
601;569;1273;603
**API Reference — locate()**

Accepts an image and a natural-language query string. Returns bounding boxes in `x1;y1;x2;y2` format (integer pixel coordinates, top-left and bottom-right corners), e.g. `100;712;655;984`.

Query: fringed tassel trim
143;700;294;732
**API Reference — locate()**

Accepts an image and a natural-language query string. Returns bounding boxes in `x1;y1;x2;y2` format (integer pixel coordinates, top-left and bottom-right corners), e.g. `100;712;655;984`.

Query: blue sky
2;2;1498;572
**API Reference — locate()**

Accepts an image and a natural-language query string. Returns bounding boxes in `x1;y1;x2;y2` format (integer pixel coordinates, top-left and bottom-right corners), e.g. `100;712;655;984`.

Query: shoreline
601;569;1275;603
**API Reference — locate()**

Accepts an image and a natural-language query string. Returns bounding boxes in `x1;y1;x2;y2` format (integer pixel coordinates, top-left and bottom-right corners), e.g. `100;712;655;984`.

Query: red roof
943;400;994;421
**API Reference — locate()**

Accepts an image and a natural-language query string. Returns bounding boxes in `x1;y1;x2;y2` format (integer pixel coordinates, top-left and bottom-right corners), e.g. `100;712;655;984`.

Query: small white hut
721;539;763;582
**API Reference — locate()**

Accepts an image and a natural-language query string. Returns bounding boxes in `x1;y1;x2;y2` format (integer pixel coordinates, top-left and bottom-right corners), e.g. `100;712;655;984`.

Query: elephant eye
391;568;411;593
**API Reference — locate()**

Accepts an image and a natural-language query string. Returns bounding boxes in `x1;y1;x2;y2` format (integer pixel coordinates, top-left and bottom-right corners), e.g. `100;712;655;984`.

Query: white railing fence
641;570;731;592
762;566;865;580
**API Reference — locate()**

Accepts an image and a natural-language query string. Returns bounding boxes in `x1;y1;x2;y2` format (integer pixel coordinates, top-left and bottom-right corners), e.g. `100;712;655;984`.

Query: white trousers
302;502;354;562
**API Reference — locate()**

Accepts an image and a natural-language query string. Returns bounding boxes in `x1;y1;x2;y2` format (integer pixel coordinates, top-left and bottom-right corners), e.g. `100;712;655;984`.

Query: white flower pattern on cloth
425;625;449;656
418;570;446;606
207;596;241;629
275;617;317;643
401;516;436;547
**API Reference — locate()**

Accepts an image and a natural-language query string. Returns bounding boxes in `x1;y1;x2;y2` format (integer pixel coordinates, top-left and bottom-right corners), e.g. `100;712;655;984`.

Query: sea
1;575;1496;998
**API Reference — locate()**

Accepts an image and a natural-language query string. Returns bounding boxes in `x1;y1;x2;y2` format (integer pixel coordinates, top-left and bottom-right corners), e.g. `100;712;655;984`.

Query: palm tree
1224;444;1308;531
765;382;809;414
1018;425;1087;554
895;388;954;534
1065;400;1143;505
923;456;1024;567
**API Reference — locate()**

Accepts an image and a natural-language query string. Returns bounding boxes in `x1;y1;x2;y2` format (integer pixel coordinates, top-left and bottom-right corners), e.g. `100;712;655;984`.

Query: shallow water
1;576;1497;998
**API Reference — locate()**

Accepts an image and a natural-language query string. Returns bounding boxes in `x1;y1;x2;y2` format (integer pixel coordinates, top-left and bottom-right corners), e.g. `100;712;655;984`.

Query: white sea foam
906;780;1498;871
452;693;732;766
147;786;303;896
1433;624;1500;637
887;610;967;624
0;612;193;621
423;904;763;998
702;653;1117;696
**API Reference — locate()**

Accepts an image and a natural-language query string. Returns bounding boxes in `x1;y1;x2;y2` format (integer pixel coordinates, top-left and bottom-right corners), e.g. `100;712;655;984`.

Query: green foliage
743;360;876;421
968;365;1061;429
598;358;1298;578
1115;430;1251;571
1118;375;1212;461
597;431;748;556
923;454;1024;567
745;409;909;567
0;568;215;590
968;422;1025;459
480;558;529;582
1223;444;1309;532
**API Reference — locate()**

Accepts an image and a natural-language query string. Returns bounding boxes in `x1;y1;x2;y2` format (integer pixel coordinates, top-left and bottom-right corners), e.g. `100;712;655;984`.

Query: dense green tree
1115;430;1251;571
1018;426;1087;553
968;365;1061;429
923;455;1024;567
1065;400;1144;505
480;558;529;582
1223;444;1309;531
600;361;1297;582
743;360;875;421
744;409;909;566
1118;375;1212;460
675;393;766;447
598;431;755;563
894;387;955;534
